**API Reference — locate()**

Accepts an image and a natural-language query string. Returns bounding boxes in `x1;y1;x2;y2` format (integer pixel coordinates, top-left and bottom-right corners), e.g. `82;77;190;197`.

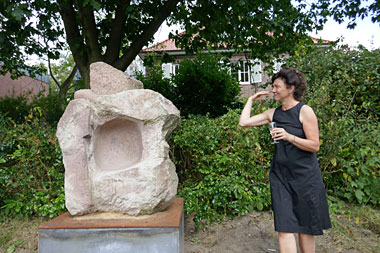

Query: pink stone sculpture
56;62;180;216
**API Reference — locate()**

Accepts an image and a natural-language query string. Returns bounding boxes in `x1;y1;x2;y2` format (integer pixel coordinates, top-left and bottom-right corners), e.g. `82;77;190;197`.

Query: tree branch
76;1;102;61
58;64;78;106
114;0;180;70
104;0;131;63
48;57;61;88
58;0;88;68
61;63;79;91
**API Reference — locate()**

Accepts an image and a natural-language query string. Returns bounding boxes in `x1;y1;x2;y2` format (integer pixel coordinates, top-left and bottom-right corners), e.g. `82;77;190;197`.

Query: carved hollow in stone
56;62;180;216
94;119;143;171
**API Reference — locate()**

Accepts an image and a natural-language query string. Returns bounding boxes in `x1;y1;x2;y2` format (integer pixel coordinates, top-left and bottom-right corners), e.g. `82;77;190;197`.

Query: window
239;61;250;83
238;60;262;84
162;63;172;78
162;63;180;78
172;64;180;75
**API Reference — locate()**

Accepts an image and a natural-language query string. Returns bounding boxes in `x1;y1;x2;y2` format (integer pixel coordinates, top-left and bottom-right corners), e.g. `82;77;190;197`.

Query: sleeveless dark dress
270;102;331;235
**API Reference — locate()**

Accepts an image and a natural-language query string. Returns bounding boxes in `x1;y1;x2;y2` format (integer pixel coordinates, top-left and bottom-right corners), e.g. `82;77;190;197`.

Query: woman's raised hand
249;91;270;102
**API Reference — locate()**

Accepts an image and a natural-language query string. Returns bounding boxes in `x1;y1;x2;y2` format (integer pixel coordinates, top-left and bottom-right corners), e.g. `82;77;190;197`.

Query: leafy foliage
0;0;180;87
0;0;62;78
287;45;380;205
0;93;65;126
1;42;379;231
48;53;80;105
331;0;380;27
136;60;175;102
171;106;274;229
0;110;65;221
32;93;66;126
169;45;380;229
139;54;241;117
173;0;323;62
171;54;241;117
2;0;371;87
0;96;30;123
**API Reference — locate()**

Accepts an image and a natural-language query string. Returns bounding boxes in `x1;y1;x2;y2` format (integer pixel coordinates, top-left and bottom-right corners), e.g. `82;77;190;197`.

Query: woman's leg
278;232;297;253
299;233;315;253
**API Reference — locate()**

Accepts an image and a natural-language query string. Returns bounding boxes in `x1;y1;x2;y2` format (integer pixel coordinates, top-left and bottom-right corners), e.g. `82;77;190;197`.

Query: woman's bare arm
239;91;274;127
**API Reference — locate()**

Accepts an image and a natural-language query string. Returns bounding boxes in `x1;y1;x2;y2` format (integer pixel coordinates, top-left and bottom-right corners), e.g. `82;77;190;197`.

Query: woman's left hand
271;128;291;142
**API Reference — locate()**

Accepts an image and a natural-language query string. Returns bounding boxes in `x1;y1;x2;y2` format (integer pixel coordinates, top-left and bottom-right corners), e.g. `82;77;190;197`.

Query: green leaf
7;244;15;253
256;201;264;211
11;8;24;22
355;190;364;202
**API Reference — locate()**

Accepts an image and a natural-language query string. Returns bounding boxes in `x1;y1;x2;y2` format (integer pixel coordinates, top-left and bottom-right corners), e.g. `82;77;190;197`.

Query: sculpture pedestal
38;198;184;253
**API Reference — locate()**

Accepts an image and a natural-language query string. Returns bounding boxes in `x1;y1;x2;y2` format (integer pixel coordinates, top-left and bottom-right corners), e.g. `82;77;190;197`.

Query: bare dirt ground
1;209;379;253
184;211;379;253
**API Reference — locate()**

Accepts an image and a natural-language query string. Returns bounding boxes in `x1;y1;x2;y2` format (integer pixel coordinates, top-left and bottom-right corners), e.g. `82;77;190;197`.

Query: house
139;33;330;97
0;68;49;100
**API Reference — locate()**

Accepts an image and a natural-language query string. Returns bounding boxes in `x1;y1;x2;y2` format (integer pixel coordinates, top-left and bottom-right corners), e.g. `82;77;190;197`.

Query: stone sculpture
56;62;180;216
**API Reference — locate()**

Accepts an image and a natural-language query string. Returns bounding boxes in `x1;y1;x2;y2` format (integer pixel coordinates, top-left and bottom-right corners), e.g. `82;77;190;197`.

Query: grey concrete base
39;226;184;253
38;198;184;253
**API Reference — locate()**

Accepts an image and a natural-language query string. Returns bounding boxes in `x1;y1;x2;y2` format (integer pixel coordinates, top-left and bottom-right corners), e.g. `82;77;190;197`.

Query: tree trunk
78;64;91;89
58;0;180;88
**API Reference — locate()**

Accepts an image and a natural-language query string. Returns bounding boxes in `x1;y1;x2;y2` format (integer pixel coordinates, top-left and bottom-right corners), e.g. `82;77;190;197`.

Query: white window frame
162;63;180;78
172;63;180;76
162;63;172;78
238;61;250;84
238;60;262;84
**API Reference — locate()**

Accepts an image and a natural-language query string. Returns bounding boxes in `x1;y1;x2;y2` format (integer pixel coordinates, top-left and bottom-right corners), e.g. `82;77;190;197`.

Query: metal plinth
38;198;184;253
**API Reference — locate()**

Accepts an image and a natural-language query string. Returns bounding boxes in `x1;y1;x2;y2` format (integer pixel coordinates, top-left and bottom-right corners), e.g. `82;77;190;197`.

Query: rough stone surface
56;62;180;216
90;61;143;95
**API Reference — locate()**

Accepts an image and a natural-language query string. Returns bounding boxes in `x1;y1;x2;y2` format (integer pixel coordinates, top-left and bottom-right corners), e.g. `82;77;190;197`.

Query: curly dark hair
272;68;307;101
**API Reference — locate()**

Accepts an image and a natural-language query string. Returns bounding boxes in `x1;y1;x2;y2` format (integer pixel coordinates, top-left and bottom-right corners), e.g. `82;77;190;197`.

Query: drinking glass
269;122;279;144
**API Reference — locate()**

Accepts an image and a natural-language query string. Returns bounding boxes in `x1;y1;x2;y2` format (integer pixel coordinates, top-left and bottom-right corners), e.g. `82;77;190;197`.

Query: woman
239;68;331;253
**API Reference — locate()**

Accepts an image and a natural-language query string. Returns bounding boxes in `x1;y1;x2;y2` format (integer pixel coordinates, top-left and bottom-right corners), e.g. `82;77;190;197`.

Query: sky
309;17;380;50
153;17;380;50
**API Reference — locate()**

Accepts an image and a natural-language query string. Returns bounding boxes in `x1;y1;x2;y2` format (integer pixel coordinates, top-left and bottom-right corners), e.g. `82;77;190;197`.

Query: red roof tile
143;31;187;52
309;36;331;44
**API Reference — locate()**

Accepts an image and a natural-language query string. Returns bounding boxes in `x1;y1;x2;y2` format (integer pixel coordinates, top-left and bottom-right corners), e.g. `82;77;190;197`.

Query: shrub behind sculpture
138;54;241;117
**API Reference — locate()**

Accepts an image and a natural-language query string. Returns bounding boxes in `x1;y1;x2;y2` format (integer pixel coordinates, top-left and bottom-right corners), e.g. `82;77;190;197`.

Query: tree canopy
0;0;379;88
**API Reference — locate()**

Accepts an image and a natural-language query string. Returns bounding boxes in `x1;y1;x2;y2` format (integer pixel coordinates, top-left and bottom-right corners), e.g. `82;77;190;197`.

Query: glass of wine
269;122;279;144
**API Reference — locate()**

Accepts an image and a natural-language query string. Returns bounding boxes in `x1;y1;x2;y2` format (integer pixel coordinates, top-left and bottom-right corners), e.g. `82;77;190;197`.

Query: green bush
136;65;175;102
32;92;66;126
170;45;379;229
1;45;378;228
0;92;65;126
172;105;274;229
172;54;241;117
0;109;65;220
287;45;380;205
0;96;30;123
138;54;241;117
